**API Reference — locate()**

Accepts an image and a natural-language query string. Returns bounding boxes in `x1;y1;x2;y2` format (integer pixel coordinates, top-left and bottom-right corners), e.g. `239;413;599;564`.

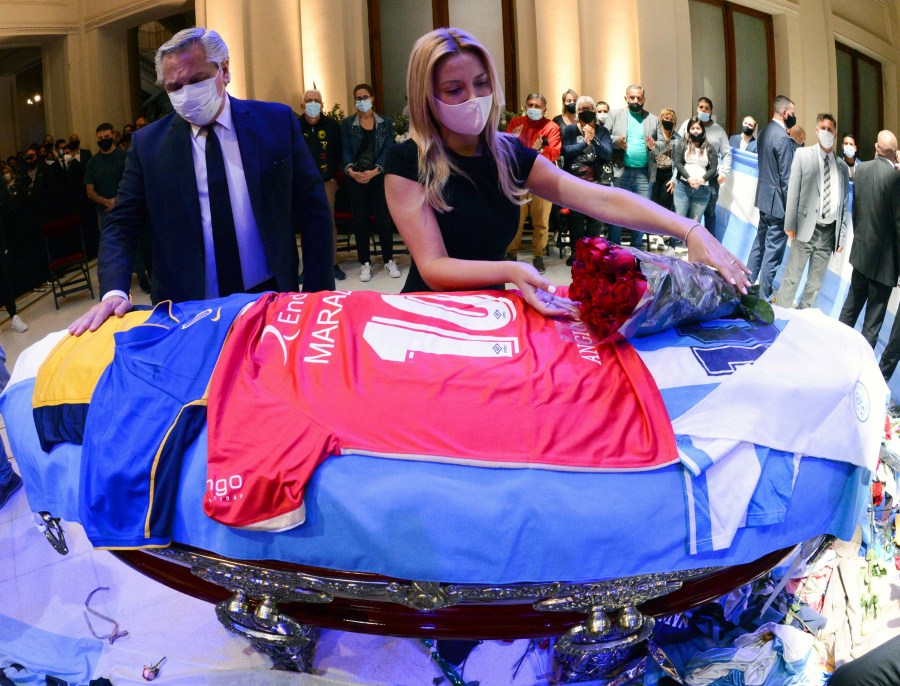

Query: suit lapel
230;97;263;229
167;116;203;241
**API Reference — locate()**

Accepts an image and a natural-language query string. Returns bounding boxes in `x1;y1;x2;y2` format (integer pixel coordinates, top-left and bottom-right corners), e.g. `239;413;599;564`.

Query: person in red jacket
504;92;561;273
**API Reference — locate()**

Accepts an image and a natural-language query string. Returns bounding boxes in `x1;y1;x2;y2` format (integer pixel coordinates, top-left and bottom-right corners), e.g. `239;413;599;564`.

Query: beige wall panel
533;0;580;113
635;0;685;118
299;0;350;114
80;26;130;146
203;0;248;98
580;0;640;108
241;0;303;108
83;0;191;30
514;0;539;111
831;0;891;44
341;0;370;110
41;36;72;139
0;0;76;35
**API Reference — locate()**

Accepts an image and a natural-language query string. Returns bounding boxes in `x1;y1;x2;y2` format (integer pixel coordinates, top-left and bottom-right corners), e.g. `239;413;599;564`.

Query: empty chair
41;215;94;310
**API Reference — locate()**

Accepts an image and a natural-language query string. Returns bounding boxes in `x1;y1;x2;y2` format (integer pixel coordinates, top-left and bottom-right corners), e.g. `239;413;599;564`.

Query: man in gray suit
605;84;659;249
776;113;850;309
838;130;900;349
747;95;797;301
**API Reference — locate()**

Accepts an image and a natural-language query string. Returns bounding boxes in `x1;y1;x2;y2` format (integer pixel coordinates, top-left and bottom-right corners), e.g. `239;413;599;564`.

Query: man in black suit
746;95;797;300
729;116;758;153
70;27;334;335
839;131;900;357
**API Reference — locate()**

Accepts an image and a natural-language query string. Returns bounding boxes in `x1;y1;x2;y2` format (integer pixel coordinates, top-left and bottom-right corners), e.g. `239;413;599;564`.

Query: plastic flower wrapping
569;237;772;341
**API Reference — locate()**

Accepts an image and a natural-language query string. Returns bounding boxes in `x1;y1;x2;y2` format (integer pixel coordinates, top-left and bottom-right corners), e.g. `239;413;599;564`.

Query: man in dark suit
729;115;758;153
70;27;334;335
839;131;900;356
746;95;797;300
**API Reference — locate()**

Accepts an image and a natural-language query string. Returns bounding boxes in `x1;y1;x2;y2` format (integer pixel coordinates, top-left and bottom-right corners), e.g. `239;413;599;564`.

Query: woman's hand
666;179;675;194
510;262;580;320
688;177;702;189
685;224;751;294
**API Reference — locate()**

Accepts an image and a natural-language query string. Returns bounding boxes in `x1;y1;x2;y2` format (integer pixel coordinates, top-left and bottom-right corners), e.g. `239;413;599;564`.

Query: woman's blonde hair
406;27;526;213
660;108;677;125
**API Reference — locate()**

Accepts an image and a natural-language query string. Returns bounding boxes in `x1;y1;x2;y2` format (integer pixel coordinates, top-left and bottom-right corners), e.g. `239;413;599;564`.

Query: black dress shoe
532;256;546;274
333;264;347;281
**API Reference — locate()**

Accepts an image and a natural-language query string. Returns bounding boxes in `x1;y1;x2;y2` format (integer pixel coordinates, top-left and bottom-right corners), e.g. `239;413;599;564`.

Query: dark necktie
822;155;831;220
204;124;244;296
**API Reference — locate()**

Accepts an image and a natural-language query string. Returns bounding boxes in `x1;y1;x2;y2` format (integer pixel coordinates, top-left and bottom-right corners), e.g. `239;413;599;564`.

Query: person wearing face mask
652;108;679;214
503;92;561;272
747;94;798;301
595;101;614;187
840;134;859;179
19;145;50;197
340;83;398;282
67;133;91;167
552;90;579;134
671;116;718;250
383;28;749;316
559;95;613;264
676;98;731;243
729;117;758;153
84;122;127;230
776;113;850;310
839;130;900;354
604;84;660;249
298;88;346;281
69;27;335;336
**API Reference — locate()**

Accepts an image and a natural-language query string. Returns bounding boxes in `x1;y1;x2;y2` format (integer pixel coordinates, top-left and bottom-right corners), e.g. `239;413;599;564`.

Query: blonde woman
383;28;749;318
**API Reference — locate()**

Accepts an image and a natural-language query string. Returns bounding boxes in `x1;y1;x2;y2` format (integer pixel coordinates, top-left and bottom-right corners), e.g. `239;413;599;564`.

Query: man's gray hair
625;84;644;95
526;92;547;108
575;95;596;110
155;27;229;85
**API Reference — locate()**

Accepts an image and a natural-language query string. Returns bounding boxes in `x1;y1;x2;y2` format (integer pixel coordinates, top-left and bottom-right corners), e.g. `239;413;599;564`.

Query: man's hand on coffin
512;262;580;320
68;296;133;336
685;223;751;295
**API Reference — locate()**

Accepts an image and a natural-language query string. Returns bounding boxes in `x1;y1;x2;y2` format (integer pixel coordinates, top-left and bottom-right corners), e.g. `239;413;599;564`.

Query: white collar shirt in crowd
188;94;270;298
816;145;839;224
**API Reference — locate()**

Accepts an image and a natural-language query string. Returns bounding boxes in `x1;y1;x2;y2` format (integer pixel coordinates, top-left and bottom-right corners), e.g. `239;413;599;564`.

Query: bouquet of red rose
569;237;771;341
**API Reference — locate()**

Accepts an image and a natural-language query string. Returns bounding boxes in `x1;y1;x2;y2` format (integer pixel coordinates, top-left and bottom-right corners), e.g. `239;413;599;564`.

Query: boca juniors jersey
206;290;677;531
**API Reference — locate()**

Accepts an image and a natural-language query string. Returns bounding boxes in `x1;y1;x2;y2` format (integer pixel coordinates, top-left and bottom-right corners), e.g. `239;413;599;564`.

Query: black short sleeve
384;139;420;182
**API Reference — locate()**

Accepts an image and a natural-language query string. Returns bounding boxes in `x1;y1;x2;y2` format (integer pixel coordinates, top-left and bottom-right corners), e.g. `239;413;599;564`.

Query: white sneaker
10;315;27;333
385;260;401;278
359;262;372;282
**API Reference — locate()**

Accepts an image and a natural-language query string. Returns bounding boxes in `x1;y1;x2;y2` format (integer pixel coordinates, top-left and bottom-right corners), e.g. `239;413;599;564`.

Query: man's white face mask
168;71;224;126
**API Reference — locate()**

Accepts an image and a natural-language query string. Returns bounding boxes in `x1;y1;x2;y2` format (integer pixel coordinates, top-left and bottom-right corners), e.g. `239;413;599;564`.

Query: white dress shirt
816;145;839;224
102;94;271;302
189;94;270;298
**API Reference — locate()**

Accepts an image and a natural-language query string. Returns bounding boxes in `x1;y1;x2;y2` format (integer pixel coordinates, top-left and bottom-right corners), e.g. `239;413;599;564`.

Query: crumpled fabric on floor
0;613;103;685
682;622;821;685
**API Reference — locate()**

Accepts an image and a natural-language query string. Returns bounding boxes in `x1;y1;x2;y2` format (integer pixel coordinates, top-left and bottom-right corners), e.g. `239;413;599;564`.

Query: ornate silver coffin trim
152;547;719;612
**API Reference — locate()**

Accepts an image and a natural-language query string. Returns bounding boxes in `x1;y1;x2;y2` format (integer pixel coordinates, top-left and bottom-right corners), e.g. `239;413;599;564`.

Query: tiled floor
0;247;571;685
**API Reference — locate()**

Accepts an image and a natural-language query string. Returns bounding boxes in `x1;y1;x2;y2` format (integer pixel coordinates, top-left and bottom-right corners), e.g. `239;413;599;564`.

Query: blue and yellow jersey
32;309;154;452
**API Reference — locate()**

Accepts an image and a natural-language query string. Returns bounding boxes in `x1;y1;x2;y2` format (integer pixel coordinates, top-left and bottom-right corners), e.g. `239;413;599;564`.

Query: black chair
41;214;94;309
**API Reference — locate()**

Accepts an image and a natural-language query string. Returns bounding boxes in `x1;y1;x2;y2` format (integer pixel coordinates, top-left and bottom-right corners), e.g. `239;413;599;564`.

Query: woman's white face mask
432;94;493;137
169;71;225;126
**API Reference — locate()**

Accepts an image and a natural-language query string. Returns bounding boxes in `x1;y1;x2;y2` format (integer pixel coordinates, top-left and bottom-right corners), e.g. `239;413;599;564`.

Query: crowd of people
0;24;898;684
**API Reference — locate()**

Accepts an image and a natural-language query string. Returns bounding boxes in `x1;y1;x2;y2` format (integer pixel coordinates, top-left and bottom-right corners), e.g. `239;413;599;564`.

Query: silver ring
730;259;736;265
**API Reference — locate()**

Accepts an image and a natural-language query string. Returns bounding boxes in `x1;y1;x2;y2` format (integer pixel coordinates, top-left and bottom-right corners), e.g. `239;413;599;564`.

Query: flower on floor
569;237;773;342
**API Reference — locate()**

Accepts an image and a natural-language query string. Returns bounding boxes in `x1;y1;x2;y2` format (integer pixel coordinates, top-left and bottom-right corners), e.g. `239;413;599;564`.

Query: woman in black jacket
559;96;613;263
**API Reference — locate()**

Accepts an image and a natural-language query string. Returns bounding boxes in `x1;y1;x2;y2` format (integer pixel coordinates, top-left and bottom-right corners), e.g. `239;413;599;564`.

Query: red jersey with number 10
205;290;676;531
